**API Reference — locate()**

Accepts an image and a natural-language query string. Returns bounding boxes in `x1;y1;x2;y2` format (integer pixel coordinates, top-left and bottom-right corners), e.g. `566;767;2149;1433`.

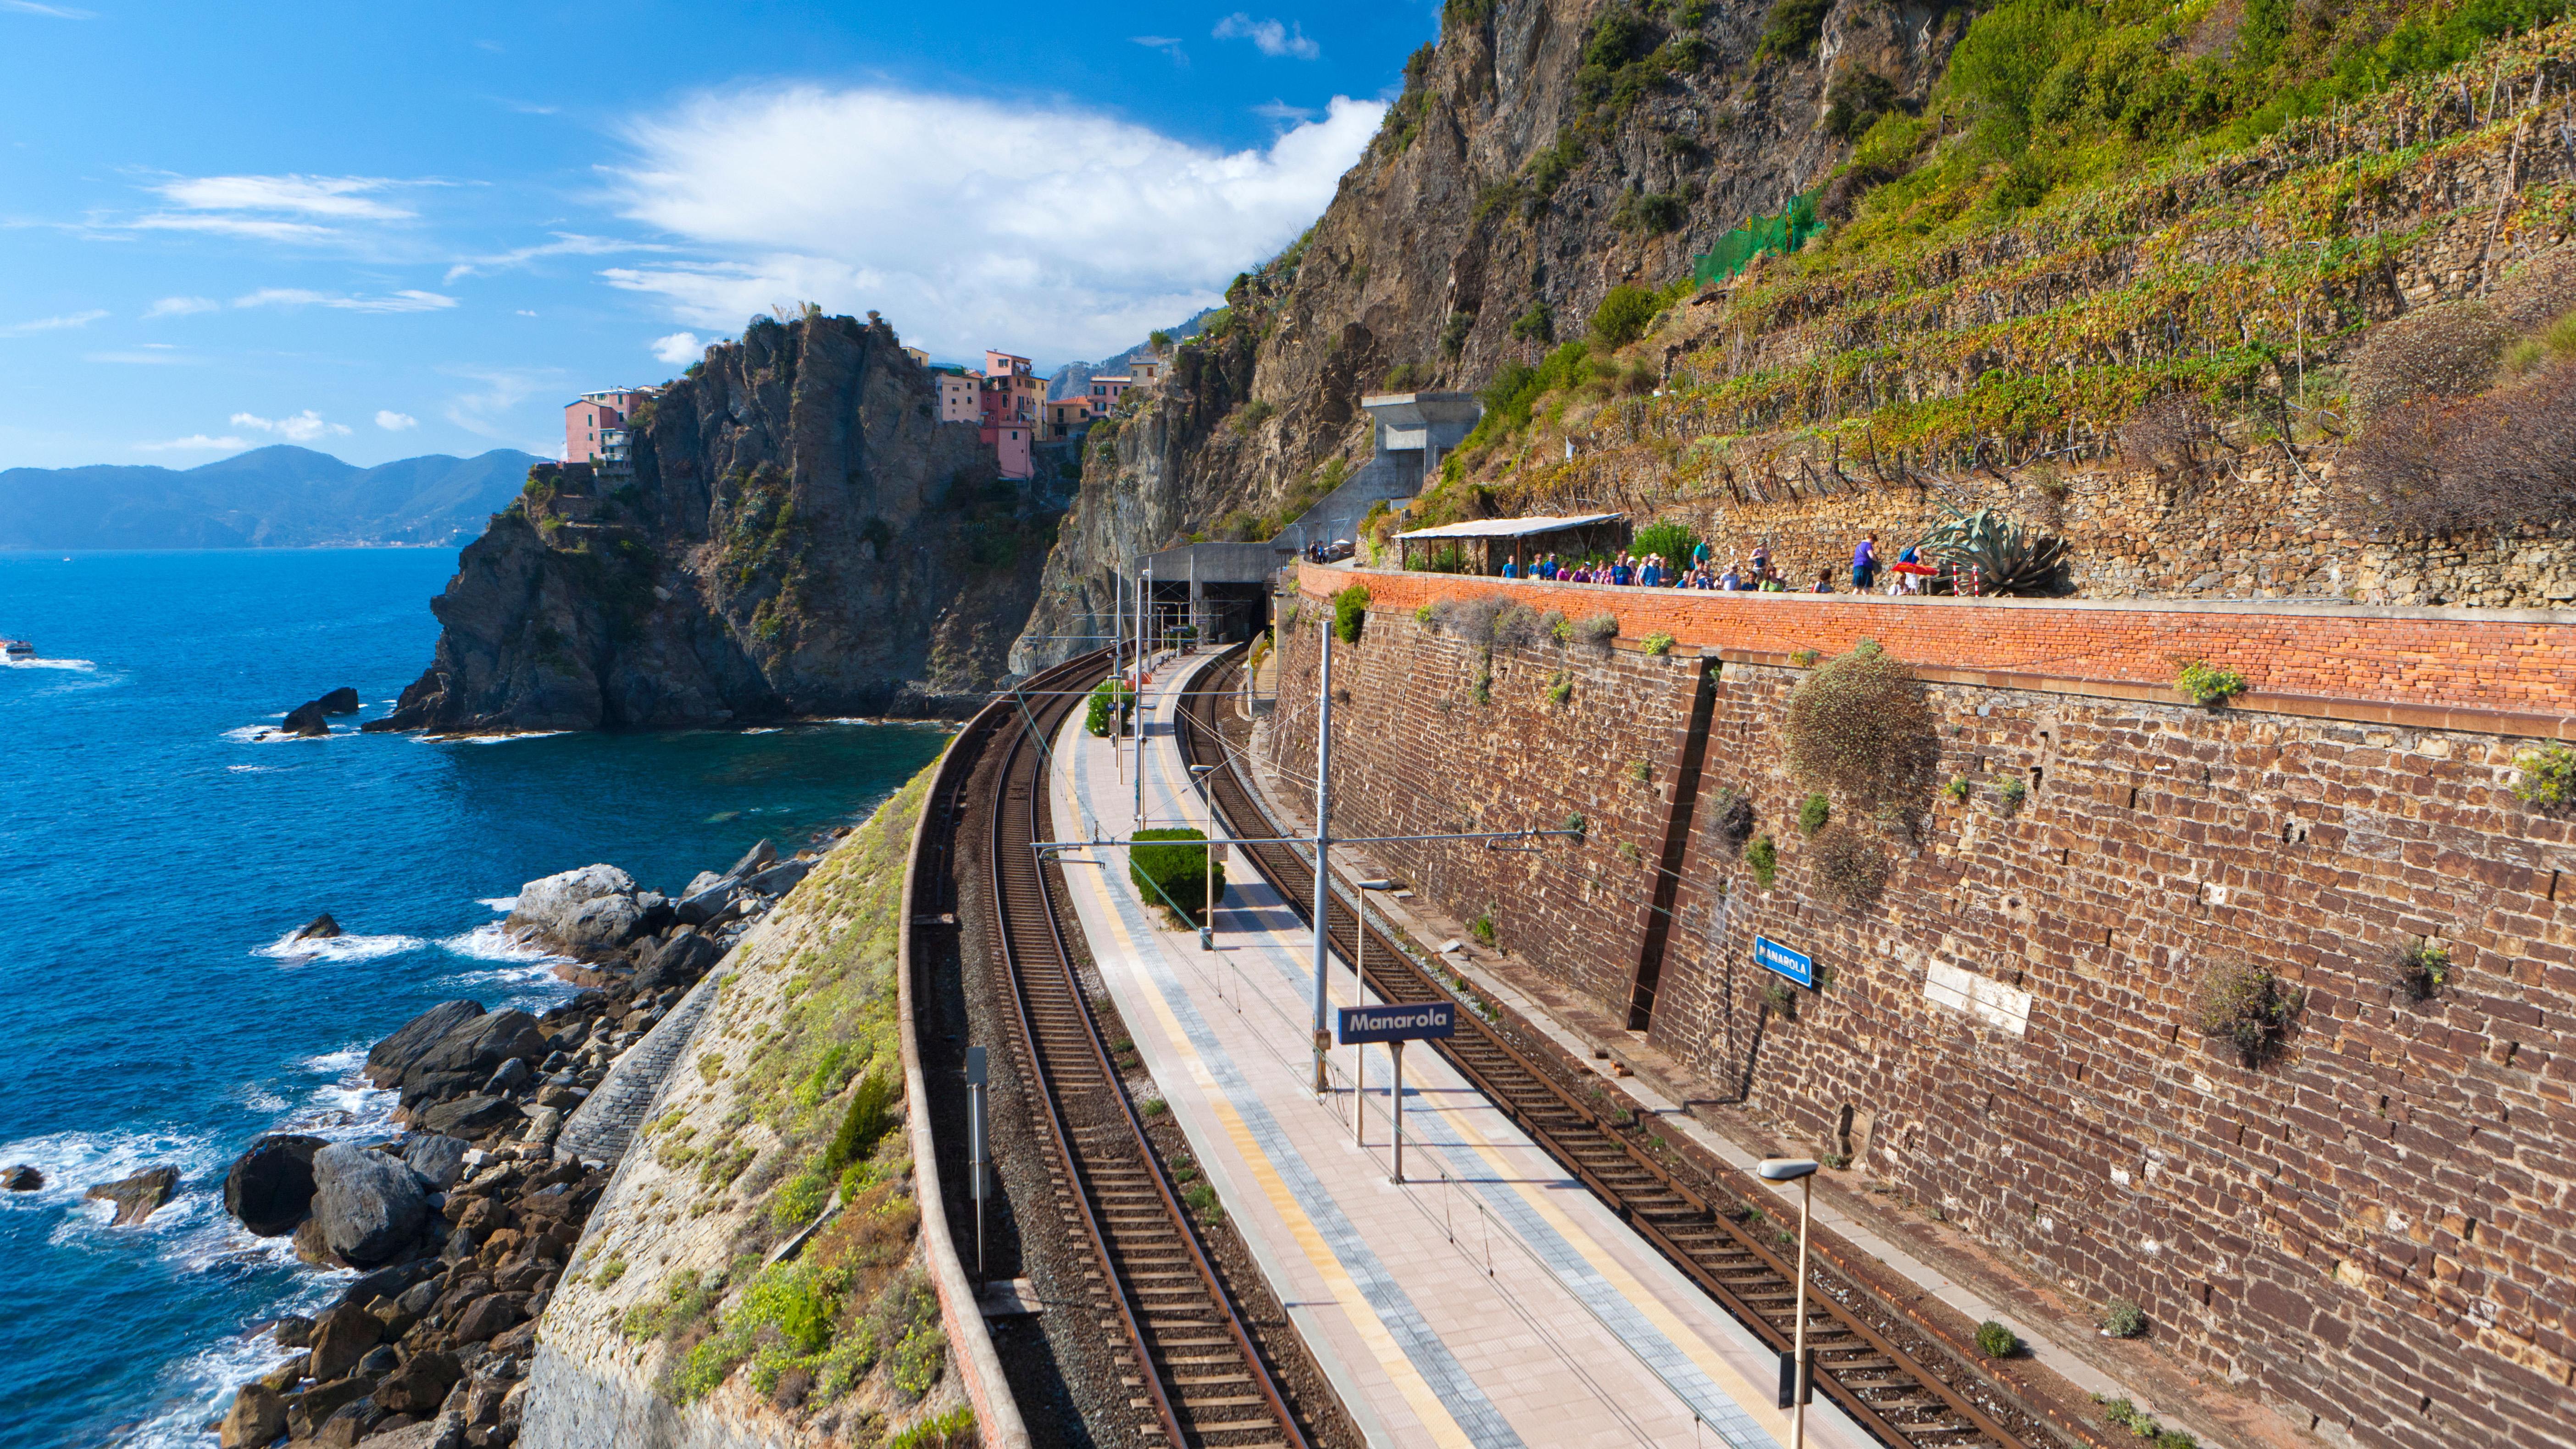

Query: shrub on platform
2194;958;2303;1066
1085;676;1133;737
1332;584;1371;643
1783;641;1938;816
1974;1321;2018;1358
1129;828;1225;923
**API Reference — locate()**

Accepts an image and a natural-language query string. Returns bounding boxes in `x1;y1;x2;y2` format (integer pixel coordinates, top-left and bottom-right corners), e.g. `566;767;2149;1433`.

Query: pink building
986;423;1033;480
980;350;1041;433
564;388;653;465
930;367;982;422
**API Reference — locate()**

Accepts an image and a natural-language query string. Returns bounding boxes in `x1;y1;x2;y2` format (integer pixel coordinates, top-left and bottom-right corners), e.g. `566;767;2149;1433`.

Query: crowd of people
1493;533;1942;594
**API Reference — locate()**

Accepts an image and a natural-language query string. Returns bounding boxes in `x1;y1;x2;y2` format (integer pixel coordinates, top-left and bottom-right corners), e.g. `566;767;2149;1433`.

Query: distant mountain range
1047;308;1220;400
0;445;544;549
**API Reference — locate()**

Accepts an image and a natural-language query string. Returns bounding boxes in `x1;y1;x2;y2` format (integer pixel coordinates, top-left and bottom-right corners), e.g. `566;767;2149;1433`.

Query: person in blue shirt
1639;556;1661;588
1501;559;1519;578
1852;533;1879;590
1610;557;1633;586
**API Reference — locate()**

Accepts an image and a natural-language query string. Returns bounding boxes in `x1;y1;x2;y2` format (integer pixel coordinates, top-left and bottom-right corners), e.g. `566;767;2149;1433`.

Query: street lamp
1351;878;1394;1141
1757;1157;1821;1449
1187;764;1221;950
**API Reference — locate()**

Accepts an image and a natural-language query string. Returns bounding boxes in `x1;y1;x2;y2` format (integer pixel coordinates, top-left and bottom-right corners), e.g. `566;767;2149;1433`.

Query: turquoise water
0;549;950;1448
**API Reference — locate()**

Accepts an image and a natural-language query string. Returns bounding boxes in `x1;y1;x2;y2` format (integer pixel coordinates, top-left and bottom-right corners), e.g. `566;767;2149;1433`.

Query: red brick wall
1306;565;2576;723
1271;580;2576;1449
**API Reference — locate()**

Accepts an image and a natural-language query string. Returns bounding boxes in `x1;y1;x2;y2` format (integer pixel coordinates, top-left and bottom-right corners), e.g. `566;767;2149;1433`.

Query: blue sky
0;2;1427;469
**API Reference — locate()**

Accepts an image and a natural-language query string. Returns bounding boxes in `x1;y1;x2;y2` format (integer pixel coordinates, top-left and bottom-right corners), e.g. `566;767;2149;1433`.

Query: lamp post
1188;764;1220;951
1310;614;1333;1095
1757;1157;1821;1449
1350;879;1394;1140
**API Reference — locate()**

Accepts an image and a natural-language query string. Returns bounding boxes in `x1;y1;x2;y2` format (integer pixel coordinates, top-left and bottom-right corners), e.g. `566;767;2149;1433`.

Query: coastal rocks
281;701;332;737
505;866;656;959
86;1164;179;1225
2;1164;40;1190
224;1133;327;1237
294;914;344;941
317;687;361;714
220;1382;288;1449
304;1301;383;1382
310;1145;429;1266
630;928;720;994
400;1134;471;1190
366;1001;487;1087
395;1011;546;1107
741;857;812;898
418;1094;516;1138
372;1348;463;1414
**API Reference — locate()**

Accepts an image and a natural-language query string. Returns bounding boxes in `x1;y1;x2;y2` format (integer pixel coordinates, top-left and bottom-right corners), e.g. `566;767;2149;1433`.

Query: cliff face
378;315;1055;732
1014;0;1925;668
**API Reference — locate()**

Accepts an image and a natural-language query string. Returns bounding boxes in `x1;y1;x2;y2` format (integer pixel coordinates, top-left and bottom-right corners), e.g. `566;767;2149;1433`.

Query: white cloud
1213;13;1320;60
376;410;419;431
650;331;702;365
136;434;250;452
602;86;1379;361
1251;99;1320;123
2;308;108;334
155;174;414;221
1131;34;1187;63
232;409;352;443
3;1;96;16
232;287;458;313
444;232;655;283
441;366;557;443
145;295;221;317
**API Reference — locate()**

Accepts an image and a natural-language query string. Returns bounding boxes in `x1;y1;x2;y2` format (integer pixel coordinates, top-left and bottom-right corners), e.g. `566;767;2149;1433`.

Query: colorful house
928;366;983;423
1044;396;1095;442
563;388;654;466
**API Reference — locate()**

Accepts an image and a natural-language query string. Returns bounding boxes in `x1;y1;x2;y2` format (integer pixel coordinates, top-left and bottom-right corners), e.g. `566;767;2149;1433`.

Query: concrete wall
1269;568;2576;1449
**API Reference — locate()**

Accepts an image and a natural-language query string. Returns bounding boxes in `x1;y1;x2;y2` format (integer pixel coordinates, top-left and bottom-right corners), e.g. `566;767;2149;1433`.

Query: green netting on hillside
1692;192;1823;287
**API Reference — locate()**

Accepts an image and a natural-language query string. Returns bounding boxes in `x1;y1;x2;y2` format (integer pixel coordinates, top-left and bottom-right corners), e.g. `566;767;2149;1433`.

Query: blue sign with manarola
1754;935;1814;988
1337;1001;1457;1044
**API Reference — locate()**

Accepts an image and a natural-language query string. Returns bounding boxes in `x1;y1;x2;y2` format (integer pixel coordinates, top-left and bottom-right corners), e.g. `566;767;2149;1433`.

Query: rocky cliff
1013;0;1912;667
377;314;1056;733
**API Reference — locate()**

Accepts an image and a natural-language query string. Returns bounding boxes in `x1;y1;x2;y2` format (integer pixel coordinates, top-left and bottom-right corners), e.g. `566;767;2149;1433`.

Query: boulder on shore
310;1144;428;1266
280;700;330;737
223;1134;326;1236
396;1009;546;1105
86;1165;180;1225
726;838;777;877
633;928;722;993
365;1000;485;1087
293;913;343;941
741;858;812;898
417;1093;515;1137
507;864;652;958
219;1382;286;1449
398;1133;471;1190
316;687;361;715
1;1164;41;1191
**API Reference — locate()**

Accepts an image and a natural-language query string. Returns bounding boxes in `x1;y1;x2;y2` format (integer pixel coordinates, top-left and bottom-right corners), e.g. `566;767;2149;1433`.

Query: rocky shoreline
183;837;829;1449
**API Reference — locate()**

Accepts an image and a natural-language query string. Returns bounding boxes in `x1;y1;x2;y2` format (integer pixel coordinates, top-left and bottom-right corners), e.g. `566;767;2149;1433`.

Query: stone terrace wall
1271;570;2576;1449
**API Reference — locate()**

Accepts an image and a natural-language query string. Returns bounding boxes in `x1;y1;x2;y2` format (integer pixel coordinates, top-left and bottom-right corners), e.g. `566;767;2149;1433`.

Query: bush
1130;827;1225;922
2101;1298;2147;1338
2345;340;2576;537
1823;70;1898;140
1995;775;2027;814
1382;361;1431;392
1509;302;1554;343
2348;300;2513;421
1547;671;1573;705
1797;792;1831;834
1746;835;1778;888
2513;744;2576;806
1759;979;1799;1017
1085;676;1133;737
1810;824;1889;909
2173;660;2247;706
2389;942;2451;1002
1332;584;1370;644
1643;631;1675;656
824;1071;899;1177
1632;519;1699;567
1577;612;1620;650
1759;0;1832;56
1708;790;1754;855
2194;958;2303;1066
1943;777;1971;803
771;1169;832;1232
1590;285;1662;349
1782;643;1938;815
1975;1321;2019;1359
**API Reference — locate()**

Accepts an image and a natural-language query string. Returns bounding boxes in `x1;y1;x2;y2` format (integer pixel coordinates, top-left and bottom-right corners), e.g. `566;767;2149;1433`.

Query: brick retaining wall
1271;574;2576;1449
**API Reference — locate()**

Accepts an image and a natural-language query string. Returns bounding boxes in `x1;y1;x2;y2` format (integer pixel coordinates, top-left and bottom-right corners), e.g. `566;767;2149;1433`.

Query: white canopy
1393;512;1625;541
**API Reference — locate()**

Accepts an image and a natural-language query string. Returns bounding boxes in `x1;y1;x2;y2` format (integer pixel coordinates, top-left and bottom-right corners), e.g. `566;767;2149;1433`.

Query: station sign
1336;1000;1456;1045
1754;936;1814;988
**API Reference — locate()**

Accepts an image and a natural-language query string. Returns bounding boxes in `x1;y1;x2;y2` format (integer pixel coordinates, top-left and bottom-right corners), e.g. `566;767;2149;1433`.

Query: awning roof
1394;512;1625;541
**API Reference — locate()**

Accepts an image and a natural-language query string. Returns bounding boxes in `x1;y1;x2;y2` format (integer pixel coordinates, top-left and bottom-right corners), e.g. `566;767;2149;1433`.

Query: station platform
1046;651;1867;1449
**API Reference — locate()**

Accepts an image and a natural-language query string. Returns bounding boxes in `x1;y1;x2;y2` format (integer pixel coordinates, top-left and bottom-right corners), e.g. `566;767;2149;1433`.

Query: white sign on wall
1925;960;2033;1036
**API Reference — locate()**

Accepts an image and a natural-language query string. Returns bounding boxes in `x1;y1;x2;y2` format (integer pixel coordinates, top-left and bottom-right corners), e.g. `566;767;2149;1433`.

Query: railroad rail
982;652;1309;1449
1178;647;2044;1449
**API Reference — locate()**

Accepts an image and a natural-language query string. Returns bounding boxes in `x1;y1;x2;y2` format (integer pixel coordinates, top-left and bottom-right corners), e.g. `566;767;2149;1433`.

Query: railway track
1178;647;2046;1449
981;653;1309;1449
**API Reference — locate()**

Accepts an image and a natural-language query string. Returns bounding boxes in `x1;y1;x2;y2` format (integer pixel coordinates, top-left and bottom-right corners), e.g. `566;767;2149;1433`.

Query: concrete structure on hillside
1270;390;1481;560
563;388;655;467
1132;540;1276;647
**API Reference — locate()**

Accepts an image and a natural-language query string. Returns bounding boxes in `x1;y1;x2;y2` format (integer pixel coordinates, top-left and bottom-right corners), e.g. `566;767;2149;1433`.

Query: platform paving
1043;651;1867;1449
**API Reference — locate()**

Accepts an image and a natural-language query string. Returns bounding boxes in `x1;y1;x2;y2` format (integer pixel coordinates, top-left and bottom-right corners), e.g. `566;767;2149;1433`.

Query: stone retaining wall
1271;569;2576;1449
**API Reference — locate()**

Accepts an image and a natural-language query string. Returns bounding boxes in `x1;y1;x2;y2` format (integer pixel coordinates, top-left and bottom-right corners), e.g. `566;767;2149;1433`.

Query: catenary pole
1311;613;1333;1094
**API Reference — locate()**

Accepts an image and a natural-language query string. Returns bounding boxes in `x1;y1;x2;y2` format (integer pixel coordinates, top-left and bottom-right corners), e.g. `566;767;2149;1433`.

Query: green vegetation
1548;671;1574;705
2195;958;2304;1066
1746;834;1779;888
2174;660;2249;706
1632;518;1699;566
1975;1321;2020;1359
1130;828;1226;923
2099;1393;2199;1449
1086;675;1134;737
1783;643;1940;818
1943;777;1972;803
1643;631;1676;656
1471;912;1498;945
1995;775;2029;814
2101;1298;2148;1338
1627;759;1653;783
1591;285;1663;349
2512;743;2576;806
1798;792;1831;834
2390;941;2453;1001
1332;583;1371;643
1758;0;1832;58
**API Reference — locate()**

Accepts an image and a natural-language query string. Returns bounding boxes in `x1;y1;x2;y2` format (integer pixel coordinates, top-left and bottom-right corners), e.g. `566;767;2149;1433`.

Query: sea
0;548;953;1448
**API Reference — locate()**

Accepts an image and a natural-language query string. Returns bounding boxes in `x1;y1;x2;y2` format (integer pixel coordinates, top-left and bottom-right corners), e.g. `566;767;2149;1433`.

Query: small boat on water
1;638;33;662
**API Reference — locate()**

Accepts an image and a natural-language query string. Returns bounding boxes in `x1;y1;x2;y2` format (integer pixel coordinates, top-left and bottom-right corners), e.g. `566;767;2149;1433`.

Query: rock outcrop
2;1164;41;1191
225;1134;327;1237
310;1145;431;1266
280;701;331;737
317;687;361;714
86;1165;179;1225
504;866;658;960
367;314;1057;734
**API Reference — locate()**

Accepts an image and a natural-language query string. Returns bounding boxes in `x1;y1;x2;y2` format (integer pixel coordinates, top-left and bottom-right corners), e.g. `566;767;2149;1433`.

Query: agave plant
1913;506;2065;596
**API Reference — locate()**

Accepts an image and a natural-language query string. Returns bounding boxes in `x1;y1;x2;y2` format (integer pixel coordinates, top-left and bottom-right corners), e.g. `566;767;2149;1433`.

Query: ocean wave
438;921;559;964
221;723;354;744
438;924;581;1007
111;1302;333;1449
295;1045;366;1076
1;656;96;671
0;1128;222;1221
251;929;426;964
478;895;518;913
417;729;569;745
224;763;278;774
742;727;783;734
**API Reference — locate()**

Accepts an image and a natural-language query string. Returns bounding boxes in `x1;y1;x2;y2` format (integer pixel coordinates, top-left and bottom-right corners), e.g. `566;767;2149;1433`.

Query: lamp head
1189;764;1217;777
1356;878;1395;891
1755;1157;1820;1183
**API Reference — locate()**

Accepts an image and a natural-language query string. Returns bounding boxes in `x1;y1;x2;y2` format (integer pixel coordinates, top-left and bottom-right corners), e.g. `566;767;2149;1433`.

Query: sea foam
251;929;426;964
